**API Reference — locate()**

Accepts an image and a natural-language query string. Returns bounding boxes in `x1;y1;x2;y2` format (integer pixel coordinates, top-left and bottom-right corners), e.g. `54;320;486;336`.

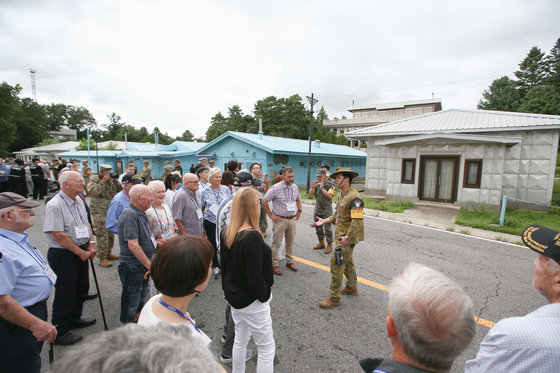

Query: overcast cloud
1;0;559;138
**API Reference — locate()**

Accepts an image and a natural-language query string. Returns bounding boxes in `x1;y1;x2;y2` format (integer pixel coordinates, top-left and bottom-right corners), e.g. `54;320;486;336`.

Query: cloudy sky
1;0;559;138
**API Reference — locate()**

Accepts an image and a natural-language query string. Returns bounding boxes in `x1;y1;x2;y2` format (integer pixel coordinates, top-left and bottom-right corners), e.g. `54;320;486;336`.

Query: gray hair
148;180;165;193
543;255;560;274
208;167;221;180
50;323;219;373
283;166;294;174
129;185;150;202
58;170;80;184
388;263;475;371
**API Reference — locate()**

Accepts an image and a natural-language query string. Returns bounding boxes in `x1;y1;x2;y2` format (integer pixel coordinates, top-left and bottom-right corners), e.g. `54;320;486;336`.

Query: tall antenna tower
29;68;37;102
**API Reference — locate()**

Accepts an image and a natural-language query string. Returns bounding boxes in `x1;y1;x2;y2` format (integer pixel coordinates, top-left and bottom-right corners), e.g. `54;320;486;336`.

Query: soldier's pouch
350;198;364;219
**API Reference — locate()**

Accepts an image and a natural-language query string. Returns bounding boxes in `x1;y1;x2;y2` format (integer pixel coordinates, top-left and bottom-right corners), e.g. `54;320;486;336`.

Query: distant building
14;141;80;162
347;109;560;210
48;129;78;140
324;98;442;150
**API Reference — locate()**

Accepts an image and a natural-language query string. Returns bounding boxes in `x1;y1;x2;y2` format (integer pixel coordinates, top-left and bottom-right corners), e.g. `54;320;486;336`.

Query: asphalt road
32;201;545;372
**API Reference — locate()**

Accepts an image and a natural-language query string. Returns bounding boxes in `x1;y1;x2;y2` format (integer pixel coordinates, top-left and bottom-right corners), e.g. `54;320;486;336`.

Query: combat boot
319;298;341;309
342;287;358;296
313;239;325;250
99;258;112;267
324;242;333;254
107;253;120;260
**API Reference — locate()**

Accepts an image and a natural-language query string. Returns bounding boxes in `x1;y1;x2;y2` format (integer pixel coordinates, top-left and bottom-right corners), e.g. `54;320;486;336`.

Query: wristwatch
297;209;302;213
344;235;349;241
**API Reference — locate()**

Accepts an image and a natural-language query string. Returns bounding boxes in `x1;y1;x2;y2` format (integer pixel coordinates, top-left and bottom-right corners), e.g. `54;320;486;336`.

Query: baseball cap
121;173;143;185
0;192;41;209
522;225;560;264
233;171;253;187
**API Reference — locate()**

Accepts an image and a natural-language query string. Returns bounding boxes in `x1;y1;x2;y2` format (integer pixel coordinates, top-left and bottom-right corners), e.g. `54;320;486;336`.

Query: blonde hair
224;187;261;248
208;167;221;180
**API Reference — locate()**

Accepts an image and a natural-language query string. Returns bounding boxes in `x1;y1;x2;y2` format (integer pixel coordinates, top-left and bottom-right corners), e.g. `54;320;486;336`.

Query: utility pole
29;69;37;103
306;93;318;192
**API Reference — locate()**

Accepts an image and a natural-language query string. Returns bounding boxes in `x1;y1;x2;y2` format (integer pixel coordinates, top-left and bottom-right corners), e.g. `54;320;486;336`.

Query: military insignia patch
350;198;364;219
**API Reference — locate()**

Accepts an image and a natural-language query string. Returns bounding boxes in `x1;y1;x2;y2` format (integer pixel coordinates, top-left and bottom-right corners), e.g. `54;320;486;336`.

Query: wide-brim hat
522;225;560;264
0;192;41;209
329;167;359;180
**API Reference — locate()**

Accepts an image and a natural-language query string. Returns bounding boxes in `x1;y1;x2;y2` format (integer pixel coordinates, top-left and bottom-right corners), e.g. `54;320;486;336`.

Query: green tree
518;85;560;115
205;112;228;141
176;129;194;141
253;95;308;139
75;137;97;151
477;76;521;111
67;106;96;138
544;38;560;90
0;82;19;156
43;103;68;131
515;46;547;95
10;98;49;152
104;112;125;140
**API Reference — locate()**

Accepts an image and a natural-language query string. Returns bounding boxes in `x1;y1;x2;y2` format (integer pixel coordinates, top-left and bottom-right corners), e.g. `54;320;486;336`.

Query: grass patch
459;228;471;235
446;226;455;232
300;188;414;213
455;205;560;236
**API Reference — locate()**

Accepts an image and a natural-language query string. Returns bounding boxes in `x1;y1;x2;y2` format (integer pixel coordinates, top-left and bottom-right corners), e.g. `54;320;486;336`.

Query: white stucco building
346;109;560;209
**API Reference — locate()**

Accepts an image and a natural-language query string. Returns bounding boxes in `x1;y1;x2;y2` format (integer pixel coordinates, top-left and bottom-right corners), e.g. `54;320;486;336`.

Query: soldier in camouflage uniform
87;165;122;267
309;169;335;253
314;167;364;309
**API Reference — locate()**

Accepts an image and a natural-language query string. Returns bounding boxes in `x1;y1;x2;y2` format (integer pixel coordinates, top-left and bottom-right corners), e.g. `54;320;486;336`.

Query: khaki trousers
270;218;296;266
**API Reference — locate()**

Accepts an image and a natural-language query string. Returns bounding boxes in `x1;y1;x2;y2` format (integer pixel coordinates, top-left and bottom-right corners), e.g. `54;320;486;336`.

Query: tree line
478;38;560;114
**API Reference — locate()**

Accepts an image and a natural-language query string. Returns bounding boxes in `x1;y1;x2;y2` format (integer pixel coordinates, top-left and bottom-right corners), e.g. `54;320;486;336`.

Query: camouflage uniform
82;165;92;186
87;173;122;259
328;187;364;302
313;179;335;243
141;165;152;185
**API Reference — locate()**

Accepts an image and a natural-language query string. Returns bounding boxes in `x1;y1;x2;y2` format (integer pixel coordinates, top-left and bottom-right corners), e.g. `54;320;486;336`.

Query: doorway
418;156;459;203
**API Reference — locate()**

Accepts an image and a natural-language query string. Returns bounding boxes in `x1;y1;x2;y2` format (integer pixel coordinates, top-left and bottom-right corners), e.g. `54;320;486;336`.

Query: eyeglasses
15;208;33;214
185;180;199;184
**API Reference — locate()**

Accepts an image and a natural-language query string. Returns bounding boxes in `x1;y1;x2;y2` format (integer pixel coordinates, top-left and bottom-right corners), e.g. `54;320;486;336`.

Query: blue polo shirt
105;190;131;234
0;228;53;307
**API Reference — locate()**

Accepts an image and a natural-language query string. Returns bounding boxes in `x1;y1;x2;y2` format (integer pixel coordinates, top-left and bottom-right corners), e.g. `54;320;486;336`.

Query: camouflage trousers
329;244;357;302
259;201;268;233
93;217;115;259
314;211;333;243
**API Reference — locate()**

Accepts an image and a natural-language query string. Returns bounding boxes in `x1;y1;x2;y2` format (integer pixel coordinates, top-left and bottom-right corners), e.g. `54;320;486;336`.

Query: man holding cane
314;167;364;309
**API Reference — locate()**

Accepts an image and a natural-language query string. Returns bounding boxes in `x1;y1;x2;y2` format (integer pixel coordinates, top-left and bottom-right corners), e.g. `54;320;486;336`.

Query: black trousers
32;178;43;199
47;248;89;335
0;300;47;373
203;219;220;268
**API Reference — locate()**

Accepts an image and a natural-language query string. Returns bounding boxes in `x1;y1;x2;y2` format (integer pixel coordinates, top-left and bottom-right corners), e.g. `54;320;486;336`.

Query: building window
299;161;305;167
464;159;482;188
353;140;359;147
310;161;315;167
401;158;416;184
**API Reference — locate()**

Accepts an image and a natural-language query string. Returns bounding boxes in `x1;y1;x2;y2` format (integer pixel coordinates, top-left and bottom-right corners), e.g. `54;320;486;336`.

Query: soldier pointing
314;167;364;309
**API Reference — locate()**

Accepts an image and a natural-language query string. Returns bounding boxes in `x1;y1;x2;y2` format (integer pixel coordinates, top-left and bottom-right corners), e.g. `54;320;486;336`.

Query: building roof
346;109;560;138
348;98;442;112
56;140;208;159
196;131;366;158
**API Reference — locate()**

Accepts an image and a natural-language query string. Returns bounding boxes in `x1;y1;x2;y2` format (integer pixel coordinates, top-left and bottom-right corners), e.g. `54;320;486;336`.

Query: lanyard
60;194;86;225
211;187;223;206
158;298;202;334
0;234;46;268
282;183;294;203
151;204;170;232
187;191;199;211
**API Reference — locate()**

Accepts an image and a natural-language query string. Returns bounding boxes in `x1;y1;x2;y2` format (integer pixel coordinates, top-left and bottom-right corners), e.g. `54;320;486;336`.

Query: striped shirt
263;181;301;217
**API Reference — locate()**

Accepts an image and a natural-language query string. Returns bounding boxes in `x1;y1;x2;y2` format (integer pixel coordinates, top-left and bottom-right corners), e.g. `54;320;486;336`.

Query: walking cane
49;343;54;364
89;258;109;330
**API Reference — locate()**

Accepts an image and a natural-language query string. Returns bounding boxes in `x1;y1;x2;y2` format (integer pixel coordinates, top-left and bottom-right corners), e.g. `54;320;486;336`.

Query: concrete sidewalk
302;199;522;245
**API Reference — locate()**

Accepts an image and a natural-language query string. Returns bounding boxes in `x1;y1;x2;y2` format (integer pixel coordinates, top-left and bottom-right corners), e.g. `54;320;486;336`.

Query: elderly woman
221;187;274;372
146;180;176;240
201;167;231;279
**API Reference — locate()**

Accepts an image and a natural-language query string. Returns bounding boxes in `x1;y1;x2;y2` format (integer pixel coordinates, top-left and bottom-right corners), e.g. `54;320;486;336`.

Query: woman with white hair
201;167;230;279
146;180;176;240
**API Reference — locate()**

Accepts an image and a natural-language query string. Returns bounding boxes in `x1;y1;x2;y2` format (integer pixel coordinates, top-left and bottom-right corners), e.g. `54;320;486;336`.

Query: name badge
196;208;203;220
209;203;218;216
45;264;57;284
162;230;174;240
75;225;90;239
286;202;296;212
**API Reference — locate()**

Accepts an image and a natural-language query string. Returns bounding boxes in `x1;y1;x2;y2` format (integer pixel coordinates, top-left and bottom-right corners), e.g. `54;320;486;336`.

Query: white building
347;109;560;210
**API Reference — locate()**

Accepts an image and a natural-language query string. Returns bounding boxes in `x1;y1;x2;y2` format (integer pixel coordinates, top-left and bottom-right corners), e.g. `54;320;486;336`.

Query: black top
221;229;273;309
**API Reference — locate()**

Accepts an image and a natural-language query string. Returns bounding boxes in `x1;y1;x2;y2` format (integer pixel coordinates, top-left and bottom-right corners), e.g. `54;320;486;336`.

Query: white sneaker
220;348;254;364
213;267;221;279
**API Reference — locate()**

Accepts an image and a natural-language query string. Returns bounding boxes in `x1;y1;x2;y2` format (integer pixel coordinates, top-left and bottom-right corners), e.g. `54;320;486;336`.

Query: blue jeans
118;262;149;324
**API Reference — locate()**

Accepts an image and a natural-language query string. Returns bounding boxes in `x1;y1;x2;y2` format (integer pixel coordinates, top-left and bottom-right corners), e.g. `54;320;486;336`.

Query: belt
25;299;48;310
277;215;296;219
50;243;89;251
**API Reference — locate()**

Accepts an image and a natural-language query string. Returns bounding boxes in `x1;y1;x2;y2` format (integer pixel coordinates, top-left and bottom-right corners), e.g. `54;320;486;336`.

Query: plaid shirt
263;181;301;217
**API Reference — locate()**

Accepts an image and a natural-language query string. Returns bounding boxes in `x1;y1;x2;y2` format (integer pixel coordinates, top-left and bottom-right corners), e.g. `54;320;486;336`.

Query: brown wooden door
418;156;459;203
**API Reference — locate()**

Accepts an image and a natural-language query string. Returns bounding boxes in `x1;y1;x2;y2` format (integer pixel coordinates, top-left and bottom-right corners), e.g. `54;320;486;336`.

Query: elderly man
43;171;97;345
141;161;152;185
117;185;157;324
309;169;335;253
105;173;143;234
263;166;302;275
466;224;560;372
87;165;122;267
315;167;364;309
0;193;57;372
360;263;475;373
172;173;204;236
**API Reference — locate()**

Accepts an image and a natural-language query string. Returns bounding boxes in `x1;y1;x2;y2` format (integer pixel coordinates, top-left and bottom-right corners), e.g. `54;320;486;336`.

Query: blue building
58;141;207;178
194;131;367;184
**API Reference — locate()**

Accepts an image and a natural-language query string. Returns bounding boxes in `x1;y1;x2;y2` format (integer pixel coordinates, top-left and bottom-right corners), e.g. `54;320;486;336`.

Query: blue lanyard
211;187;223;206
151;205;170;232
187;191;199;210
158;298;202;334
282;183;294;203
60;194;86;226
0;234;46;268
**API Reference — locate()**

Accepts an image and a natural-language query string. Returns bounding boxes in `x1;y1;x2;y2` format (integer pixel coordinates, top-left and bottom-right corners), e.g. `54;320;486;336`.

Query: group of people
1;153;559;373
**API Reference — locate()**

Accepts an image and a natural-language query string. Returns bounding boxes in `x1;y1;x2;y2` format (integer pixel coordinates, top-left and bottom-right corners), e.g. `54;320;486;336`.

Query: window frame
463;159;483;188
401;158;416;184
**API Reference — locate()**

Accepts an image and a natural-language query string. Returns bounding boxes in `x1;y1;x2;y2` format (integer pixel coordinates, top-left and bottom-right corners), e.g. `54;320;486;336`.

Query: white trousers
230;297;275;373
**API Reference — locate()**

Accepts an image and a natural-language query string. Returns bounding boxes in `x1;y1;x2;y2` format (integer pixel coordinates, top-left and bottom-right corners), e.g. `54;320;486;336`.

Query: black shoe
85;293;98;301
69;317;96;329
53;332;83;346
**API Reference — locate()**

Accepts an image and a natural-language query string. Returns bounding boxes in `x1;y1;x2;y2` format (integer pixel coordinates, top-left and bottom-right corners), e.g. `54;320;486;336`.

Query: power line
317;76;499;100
